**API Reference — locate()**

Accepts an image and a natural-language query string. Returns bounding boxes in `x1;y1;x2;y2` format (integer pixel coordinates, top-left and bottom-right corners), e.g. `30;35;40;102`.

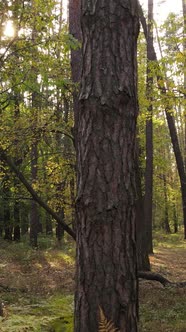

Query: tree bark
74;1;139;331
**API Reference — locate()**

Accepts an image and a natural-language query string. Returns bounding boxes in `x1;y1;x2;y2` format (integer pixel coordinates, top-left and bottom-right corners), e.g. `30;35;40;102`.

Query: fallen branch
138;271;186;288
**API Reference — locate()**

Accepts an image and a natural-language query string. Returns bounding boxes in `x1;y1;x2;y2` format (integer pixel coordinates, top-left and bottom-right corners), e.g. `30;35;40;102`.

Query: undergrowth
0;294;74;331
0;231;186;331
0;236;75;331
153;230;186;249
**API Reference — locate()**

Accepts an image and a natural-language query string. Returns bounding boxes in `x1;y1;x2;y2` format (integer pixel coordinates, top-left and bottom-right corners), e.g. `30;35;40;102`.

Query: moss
0;294;74;332
48;315;73;332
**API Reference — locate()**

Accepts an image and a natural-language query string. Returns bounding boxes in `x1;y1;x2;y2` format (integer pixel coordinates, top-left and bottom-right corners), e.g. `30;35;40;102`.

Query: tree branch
138;271;186;287
0;147;76;240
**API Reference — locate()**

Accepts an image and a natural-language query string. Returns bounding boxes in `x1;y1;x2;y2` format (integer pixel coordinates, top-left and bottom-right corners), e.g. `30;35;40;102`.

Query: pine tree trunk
162;174;171;233
21;205;29;236
30;140;39;247
165;111;186;239
182;0;186;238
69;0;81;145
46;213;53;235
4;203;12;241
173;203;178;233
135;144;150;271
29;11;41;247
56;210;65;243
144;0;154;254
182;0;186;168
3;184;12;241
70;177;76;232
74;1;139;331
13;200;21;241
139;1;186;240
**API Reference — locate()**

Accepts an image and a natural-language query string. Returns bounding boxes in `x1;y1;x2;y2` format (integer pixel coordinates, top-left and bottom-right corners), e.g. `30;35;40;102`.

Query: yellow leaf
98;306;120;332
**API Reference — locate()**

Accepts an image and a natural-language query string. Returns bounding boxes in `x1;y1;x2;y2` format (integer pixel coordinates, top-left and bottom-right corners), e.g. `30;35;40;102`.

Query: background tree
138;2;186;238
144;0;154;254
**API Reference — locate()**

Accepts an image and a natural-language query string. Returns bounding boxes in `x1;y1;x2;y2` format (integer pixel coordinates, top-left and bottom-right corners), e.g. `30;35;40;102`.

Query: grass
153;231;186;249
0;231;186;331
139;285;186;332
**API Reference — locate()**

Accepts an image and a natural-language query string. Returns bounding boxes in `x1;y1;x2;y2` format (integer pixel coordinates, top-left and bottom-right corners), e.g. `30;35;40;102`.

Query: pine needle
98;306;120;332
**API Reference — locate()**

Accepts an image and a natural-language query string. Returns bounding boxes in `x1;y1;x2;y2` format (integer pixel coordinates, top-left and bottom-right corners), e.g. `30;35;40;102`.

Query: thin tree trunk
13;200;20;241
56;210;64;243
45;212;53;235
20;202;29;236
165;109;186;239
29;2;42;247
162;174;171;233
183;0;186;238
75;1;139;331
138;1;186;239
10;11;21;242
69;0;81;148
144;0;154;254
4;194;12;241
0;213;3;237
70;177;76;232
30;140;39;247
173;203;178;233
182;0;186;168
135;141;150;271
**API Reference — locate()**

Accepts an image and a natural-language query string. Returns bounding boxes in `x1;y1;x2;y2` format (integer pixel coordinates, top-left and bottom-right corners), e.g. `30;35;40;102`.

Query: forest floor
139;232;186;332
0;232;185;332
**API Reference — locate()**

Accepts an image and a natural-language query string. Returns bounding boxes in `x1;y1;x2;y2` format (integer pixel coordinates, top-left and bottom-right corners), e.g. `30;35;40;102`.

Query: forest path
139;236;186;332
150;246;186;281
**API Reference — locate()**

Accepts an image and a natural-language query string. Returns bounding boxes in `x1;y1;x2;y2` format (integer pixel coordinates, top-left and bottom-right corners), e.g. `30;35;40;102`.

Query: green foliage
0;295;74;332
0;0;76;240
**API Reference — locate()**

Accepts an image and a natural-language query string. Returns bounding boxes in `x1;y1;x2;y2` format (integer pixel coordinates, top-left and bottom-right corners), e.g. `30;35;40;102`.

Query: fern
98;306;120;332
